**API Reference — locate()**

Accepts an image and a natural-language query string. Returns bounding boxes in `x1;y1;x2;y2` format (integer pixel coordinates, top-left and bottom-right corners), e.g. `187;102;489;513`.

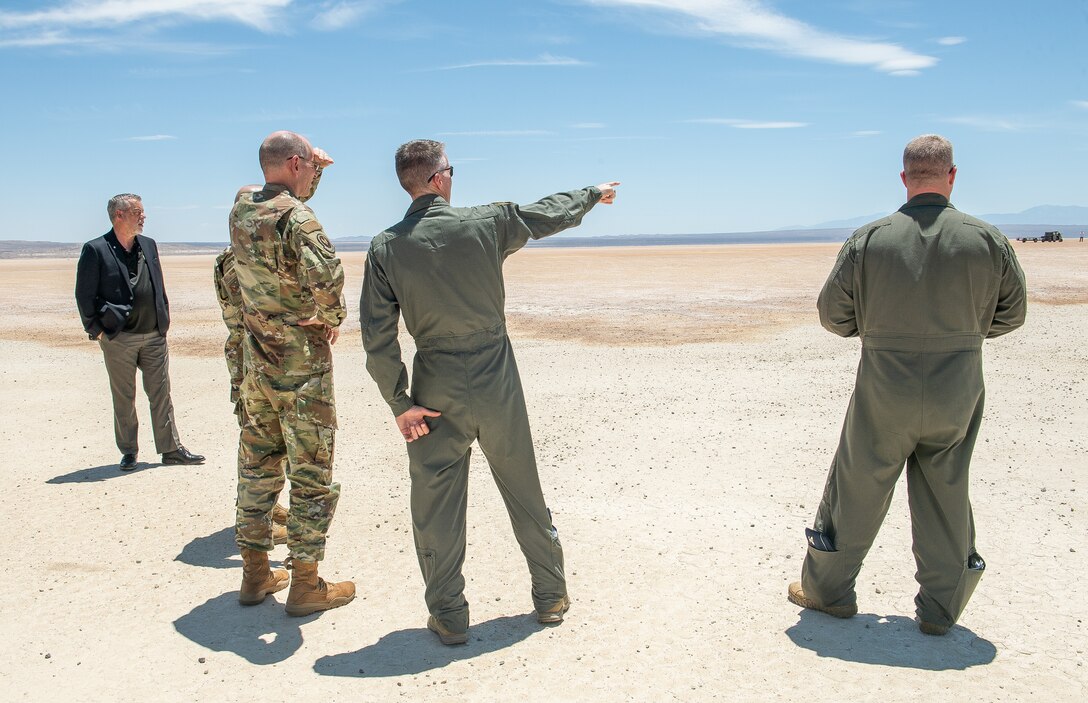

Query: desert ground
1;242;1084;702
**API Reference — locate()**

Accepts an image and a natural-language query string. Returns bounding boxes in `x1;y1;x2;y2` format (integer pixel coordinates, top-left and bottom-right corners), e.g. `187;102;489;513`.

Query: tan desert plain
1;242;1085;702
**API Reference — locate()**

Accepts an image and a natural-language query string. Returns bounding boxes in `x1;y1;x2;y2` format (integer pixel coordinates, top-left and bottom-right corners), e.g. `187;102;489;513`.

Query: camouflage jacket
229;183;345;377
213;247;244;401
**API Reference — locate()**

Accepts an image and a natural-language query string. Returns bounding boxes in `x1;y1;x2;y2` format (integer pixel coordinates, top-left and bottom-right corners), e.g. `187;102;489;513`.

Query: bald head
234;184;262;203
259;131;312;174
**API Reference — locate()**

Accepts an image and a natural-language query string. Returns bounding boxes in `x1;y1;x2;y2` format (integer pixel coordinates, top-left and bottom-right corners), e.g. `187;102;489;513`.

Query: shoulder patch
317;233;333;250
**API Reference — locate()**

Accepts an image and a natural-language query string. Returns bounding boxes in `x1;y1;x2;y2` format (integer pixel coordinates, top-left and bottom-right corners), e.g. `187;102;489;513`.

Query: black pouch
99;302;132;333
805;528;837;552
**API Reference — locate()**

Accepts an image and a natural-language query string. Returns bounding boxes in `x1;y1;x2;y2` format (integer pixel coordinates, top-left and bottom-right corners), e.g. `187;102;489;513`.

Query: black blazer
75;231;170;339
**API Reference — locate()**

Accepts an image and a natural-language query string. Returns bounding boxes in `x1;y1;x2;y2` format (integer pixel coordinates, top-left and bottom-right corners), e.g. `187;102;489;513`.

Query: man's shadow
48;461;168;483
176;527;241;569
314;614;541;677
785;611;997;670
173;591;305;665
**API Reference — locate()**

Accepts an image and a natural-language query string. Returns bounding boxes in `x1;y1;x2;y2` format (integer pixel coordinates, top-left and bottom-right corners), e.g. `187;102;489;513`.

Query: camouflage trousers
236;370;340;561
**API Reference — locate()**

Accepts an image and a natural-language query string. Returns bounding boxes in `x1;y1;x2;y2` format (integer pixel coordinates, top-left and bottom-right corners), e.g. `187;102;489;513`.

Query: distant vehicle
1017;231;1063;243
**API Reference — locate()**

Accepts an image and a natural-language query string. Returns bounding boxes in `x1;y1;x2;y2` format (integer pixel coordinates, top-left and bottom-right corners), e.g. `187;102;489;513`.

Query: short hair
395;139;446;192
903;134;954;181
107;193;142;221
259;131;311;172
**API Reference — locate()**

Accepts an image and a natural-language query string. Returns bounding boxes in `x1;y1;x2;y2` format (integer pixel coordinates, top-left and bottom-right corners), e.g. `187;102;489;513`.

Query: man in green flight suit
361;139;619;645
228;131;355;616
788;134;1027;635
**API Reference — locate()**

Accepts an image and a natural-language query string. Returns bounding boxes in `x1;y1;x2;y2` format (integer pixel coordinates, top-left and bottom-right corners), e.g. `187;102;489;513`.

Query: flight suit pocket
417;549;436;583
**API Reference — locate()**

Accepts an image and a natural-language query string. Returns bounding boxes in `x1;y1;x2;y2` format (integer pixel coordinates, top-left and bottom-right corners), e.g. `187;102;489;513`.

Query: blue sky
2;0;1085;242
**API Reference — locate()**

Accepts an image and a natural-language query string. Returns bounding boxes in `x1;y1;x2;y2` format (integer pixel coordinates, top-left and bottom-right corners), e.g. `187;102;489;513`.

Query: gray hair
107;193;142;221
259;131;311;172
395;139;446;192
903;134;954;181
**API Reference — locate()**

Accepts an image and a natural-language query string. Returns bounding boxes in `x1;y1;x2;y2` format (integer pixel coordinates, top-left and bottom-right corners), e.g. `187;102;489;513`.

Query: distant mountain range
792;204;1088;230
2;205;1085;258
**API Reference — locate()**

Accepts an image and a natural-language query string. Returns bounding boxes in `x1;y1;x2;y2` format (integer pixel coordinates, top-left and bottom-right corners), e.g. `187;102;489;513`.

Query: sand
1;242;1085;702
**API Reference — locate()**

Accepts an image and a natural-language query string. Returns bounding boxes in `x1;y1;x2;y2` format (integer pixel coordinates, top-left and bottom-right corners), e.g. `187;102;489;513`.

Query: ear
900;170;908;188
948;166;957;186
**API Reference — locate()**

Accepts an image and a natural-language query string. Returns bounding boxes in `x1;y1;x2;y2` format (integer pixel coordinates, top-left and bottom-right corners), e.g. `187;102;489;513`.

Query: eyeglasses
949;164;957;173
287;155;317;169
428;165;454;181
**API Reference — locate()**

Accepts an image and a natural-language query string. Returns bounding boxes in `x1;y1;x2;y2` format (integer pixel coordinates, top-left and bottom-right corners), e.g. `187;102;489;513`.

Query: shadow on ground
47;461;169;483
314;614;543;677
785;611;997;670
173;591;305;665
177;527;242;570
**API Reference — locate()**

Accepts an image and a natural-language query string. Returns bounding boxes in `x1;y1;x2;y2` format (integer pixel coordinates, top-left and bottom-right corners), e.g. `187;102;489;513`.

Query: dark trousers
408;336;566;633
98;331;181;455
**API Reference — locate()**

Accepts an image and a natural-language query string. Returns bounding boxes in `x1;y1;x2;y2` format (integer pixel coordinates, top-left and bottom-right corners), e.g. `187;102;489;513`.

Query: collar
106;228;140;253
405;194;446;218
901;192;954;211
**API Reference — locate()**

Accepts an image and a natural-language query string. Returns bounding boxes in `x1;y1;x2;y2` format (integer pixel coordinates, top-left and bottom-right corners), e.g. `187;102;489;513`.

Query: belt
415;322;507;352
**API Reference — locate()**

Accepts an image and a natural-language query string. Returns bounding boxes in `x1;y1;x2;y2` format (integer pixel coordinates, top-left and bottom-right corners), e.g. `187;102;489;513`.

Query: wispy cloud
311;1;389;31
943;115;1024;132
437;130;555;137
937;36;966;46
582;0;937;75
121;134;179;141
852;130;881;137
0;1;292;33
685;118;808;129
437;53;588;70
571;122;607;129
1072;100;1088;110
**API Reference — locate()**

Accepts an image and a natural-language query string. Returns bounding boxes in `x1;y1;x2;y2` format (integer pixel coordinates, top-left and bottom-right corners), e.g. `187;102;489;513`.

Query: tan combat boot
284;558;355;617
271;503;289;526
272;522;288;545
239;548;289;605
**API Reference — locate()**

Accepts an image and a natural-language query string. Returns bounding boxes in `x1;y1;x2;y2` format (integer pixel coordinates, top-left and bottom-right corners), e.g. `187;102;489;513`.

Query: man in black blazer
75;193;204;470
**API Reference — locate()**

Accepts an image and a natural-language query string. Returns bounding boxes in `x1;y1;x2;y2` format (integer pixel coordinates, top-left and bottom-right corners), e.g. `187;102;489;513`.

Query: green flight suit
361;188;602;633
229;177;346;563
801;193;1027;628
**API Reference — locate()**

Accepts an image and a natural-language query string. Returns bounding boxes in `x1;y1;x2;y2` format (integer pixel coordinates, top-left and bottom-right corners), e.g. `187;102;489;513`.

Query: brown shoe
918;620;950;636
239;548;289;605
271;503;289;526
284;558;355;617
537;596;571;624
272;522;287;545
427;615;468;645
787;582;857;618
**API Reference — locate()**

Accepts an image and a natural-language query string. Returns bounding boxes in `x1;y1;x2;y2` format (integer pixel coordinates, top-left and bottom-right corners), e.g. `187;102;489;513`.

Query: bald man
788;134;1027;636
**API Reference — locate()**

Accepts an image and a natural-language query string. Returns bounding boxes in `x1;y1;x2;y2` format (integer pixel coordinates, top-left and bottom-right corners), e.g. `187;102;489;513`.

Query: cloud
685;118;808;129
437;53;588;70
571;122;607;129
0;1;292;33
1072;100;1088;110
937;36;966;46
311;1;388;31
582;0;937;74
122;135;179;141
851;130;882;137
942;115;1023;132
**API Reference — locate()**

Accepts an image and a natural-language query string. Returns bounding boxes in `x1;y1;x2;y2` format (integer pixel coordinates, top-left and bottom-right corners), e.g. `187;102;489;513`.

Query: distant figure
228;131;354;615
75;194;205;470
360;138;618;645
788;134;1027;635
213;184;287;544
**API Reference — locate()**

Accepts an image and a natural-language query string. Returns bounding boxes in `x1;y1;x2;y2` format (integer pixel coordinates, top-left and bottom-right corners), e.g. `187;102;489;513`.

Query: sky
1;0;1086;242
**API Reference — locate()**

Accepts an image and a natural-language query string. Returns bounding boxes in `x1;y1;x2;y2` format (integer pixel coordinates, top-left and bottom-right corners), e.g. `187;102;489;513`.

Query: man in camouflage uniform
788;134;1027;635
213;185;287;544
360;138;618;644
228;131;354;615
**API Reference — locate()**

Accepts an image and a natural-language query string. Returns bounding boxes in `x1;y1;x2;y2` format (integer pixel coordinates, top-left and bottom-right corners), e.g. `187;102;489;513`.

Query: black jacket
75;231;170;339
